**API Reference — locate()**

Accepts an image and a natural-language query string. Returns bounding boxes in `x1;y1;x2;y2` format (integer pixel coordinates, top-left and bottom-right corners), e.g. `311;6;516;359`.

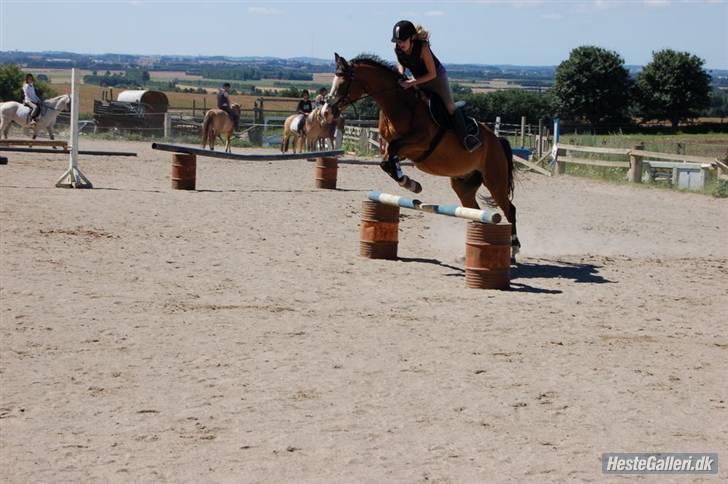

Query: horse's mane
350;54;403;79
46;94;70;103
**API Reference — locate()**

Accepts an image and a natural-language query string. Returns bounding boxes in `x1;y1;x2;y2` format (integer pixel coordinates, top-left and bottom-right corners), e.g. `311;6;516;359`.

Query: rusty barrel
464;221;512;289
360;200;399;260
171;153;196;190
314;156;338;189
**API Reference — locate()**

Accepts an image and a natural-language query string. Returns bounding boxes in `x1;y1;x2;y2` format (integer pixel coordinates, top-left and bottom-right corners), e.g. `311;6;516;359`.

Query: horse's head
324;53;366;119
324;53;404;122
56;94;71;111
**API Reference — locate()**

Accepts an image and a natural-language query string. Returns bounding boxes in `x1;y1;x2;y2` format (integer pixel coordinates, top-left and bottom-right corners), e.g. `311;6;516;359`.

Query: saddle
410;92;481;162
424;93;479;135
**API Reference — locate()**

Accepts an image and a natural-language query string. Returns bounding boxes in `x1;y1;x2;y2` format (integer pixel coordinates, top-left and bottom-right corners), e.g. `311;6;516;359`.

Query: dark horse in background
323;53;520;259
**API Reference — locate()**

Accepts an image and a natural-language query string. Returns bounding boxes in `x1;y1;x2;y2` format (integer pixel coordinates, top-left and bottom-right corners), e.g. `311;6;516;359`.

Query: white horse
0;94;71;142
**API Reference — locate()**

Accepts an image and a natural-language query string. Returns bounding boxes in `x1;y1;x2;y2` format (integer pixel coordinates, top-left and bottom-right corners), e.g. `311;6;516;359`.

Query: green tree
0;64;24;101
707;89;728;121
462;89;554;124
636;49;712;127
552;46;632;126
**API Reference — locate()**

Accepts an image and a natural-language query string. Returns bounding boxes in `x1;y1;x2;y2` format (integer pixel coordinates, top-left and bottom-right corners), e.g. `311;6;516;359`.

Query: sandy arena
1;139;726;482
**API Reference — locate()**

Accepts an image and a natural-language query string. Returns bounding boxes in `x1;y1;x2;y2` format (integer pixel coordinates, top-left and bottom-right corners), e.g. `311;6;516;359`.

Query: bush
714;177;728;198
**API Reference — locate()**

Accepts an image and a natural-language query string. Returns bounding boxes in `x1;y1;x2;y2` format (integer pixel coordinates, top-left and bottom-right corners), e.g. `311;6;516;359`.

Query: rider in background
315;87;327;107
22;74;42;125
297;90;313;115
392;20;481;152
296;90;313;135
217;82;239;131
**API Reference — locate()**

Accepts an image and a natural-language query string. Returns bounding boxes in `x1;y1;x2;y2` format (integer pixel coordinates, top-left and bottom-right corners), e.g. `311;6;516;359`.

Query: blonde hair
414;25;430;42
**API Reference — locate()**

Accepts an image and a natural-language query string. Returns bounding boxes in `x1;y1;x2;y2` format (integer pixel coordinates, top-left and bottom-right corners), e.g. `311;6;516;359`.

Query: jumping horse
323;53;520;258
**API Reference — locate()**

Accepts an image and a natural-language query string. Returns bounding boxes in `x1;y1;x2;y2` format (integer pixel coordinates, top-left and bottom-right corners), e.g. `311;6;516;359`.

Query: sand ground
1;139;726;483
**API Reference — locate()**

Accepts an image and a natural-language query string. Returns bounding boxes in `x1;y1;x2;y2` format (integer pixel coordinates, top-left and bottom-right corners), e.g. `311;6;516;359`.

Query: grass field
50;83;300;117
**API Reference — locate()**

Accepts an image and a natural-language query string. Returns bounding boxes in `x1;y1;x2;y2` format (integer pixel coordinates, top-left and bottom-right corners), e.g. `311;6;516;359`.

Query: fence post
520;116;525;148
537;118;543;158
359;128;368;153
629;142;644;183
164;113;171;139
494;116;501;137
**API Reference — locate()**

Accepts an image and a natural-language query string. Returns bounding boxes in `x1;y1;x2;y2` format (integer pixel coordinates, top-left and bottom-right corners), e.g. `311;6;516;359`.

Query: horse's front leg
380;135;427;194
47;127;57;148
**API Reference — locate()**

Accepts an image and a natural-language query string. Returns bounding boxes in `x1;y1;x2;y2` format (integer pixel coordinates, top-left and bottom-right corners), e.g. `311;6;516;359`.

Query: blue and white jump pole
367;191;502;224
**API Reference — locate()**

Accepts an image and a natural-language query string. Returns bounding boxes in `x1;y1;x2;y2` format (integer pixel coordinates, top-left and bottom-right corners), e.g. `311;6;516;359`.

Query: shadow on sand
392;256;614;294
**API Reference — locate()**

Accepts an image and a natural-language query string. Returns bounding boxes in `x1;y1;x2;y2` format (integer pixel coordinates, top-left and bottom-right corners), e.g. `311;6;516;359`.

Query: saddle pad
291;115;305;133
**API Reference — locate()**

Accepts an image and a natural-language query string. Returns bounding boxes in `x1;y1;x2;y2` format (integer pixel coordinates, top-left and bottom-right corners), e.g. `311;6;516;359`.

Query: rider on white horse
22;74;43;126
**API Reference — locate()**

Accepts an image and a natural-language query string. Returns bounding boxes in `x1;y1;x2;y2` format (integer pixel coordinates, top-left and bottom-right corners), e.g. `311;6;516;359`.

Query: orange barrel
315;156;338;189
171;153;196;190
360;200;399;260
464;221;512;289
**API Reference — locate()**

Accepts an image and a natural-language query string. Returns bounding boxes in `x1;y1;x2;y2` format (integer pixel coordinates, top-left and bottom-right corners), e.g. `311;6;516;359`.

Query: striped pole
367;191;502;224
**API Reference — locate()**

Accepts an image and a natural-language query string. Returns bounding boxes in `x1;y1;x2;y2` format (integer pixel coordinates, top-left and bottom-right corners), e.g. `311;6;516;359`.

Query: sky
1;0;727;69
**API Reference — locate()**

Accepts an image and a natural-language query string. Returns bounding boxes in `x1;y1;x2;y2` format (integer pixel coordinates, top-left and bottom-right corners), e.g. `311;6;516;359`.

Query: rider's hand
399;79;417;89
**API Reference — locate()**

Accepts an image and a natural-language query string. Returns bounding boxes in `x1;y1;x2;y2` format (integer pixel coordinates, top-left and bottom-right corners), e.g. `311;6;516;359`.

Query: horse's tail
498;137;514;200
201;112;213;148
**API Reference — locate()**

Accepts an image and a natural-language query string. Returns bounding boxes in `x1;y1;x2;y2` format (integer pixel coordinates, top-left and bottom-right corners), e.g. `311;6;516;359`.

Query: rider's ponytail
414;25;430;42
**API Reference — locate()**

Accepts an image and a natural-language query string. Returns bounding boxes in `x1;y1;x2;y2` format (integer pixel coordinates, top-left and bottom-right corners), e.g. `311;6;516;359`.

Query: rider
216;82;239;131
315;87;327;107
296;90;313;135
392;20;481;153
22;74;43;125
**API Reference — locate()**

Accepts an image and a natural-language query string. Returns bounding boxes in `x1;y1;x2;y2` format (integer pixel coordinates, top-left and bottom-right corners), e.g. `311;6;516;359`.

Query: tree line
345;47;724;130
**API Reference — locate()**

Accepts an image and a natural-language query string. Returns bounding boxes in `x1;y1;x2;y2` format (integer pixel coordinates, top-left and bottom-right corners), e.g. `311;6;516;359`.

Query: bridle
325;64;355;115
326;62;408;117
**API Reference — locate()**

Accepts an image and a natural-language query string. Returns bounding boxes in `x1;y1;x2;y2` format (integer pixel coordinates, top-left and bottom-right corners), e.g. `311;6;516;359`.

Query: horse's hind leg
450;171;482;209
483;178;519;261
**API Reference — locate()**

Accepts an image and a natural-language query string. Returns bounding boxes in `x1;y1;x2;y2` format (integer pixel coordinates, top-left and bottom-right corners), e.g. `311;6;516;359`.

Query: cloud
247;6;283;15
643;0;671;6
424;10;445;16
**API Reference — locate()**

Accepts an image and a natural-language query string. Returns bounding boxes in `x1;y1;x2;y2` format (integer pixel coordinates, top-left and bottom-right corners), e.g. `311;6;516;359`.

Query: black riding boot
453;108;481;152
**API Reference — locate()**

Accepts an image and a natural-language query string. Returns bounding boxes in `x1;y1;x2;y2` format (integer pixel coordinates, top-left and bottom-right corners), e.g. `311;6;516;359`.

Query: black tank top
395;40;442;78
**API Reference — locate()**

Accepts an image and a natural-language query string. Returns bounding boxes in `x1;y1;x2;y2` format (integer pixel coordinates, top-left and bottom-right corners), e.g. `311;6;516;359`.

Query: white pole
56;68;92;188
69;68;79;169
494;116;501;137
164;112;171;138
520;116;526;148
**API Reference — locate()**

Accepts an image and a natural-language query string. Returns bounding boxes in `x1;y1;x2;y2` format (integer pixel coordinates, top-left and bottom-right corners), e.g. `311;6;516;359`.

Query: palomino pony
0;94;71;142
201;104;240;152
324;53;520;257
281;106;334;153
316;115;345;150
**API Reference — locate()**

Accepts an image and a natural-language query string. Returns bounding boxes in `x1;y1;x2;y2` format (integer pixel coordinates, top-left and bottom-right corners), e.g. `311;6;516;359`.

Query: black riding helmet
391;20;416;42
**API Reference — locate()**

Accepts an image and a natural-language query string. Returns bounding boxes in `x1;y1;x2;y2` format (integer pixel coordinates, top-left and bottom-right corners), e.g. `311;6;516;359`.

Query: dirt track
1;139;726;482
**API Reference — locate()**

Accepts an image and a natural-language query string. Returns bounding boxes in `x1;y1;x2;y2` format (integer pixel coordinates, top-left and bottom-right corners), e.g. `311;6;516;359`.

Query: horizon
1;1;727;70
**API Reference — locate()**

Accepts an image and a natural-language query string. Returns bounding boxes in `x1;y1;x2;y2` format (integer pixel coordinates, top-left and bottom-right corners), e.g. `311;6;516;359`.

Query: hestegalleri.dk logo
602;453;719;474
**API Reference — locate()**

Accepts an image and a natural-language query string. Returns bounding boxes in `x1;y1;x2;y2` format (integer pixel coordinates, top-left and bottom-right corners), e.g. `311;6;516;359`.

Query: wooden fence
554;143;727;189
